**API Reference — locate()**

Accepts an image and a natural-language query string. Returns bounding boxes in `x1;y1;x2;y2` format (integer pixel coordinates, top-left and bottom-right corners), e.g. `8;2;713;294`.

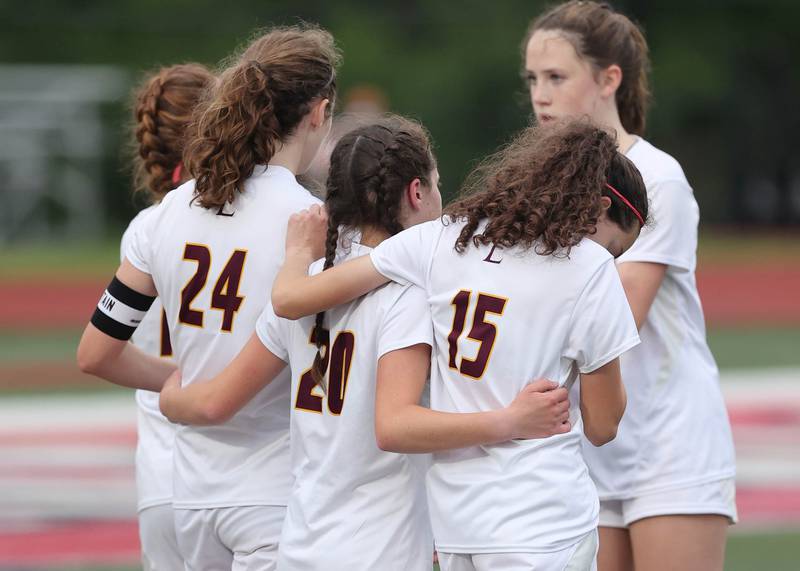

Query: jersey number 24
179;243;247;332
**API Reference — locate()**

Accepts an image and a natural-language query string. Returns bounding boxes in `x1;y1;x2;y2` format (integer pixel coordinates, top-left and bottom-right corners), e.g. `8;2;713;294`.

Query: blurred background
0;1;798;569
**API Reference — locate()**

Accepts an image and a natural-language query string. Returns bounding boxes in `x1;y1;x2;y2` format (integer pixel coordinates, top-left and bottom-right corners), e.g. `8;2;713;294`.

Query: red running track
2;265;799;329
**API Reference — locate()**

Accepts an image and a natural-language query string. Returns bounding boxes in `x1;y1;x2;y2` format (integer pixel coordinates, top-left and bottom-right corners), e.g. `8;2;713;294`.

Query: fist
286;204;328;261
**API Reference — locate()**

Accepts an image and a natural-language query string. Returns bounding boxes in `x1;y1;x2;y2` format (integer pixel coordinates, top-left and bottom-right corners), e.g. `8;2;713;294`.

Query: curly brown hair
184;25;341;210
524;1;651;135
447;119;647;257
131;63;214;203
310;115;436;388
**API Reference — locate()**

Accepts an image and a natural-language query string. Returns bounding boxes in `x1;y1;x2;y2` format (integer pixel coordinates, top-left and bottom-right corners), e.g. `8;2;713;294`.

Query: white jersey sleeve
377;282;432;358
255;303;291;363
563;258;640;373
617;178;698;272
124;196;168;275
369;219;443;288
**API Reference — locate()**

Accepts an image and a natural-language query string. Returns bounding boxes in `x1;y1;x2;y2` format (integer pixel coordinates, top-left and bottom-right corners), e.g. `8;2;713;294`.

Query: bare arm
579;358;627;446
76;259;172;391
272;255;389;320
375;344;571;453
272;207;389;319
159;333;287;425
617;262;667;330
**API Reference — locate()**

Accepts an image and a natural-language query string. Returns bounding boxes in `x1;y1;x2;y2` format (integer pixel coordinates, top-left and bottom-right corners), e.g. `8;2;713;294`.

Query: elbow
374;421;404;453
76;344;104;377
271;289;302;320
584;424;618;447
375;430;396;452
200;401;235;426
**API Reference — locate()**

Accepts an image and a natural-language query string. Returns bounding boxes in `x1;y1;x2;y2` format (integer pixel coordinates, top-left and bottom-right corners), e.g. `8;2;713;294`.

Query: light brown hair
185;25;341;209
525;1;651;135
132;63;214;202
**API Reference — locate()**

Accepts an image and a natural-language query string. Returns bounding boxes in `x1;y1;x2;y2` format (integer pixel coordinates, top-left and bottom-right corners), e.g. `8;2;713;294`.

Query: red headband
171;164;183;186
605;183;644;226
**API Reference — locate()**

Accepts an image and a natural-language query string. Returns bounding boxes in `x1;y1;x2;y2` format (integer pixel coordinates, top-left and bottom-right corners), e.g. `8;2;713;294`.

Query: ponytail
185;25;340;209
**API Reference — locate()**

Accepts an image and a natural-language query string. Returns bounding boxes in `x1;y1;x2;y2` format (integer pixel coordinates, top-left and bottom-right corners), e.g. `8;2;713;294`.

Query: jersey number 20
179;243;247;332
295;326;355;415
448;290;507;379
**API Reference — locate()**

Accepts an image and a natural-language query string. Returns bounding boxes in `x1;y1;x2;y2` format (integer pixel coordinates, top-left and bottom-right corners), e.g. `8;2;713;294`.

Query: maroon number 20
295;326;356;415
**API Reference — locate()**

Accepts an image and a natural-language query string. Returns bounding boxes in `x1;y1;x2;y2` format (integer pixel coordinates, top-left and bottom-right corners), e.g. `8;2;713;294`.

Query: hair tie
605;182;644;226
172;164;183;186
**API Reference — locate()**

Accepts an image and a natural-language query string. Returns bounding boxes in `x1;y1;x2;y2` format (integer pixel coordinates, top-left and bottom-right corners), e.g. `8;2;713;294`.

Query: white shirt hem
579;336;641;374
616;254;692;272
598;469;737;500
172;498;289;509
137;497;172;512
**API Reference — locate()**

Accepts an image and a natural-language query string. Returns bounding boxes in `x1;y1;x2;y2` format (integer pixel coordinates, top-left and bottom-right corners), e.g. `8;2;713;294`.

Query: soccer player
125;62;214;571
158;115;573;570
77;25;340;570
271;119;648;570
522;3;737;570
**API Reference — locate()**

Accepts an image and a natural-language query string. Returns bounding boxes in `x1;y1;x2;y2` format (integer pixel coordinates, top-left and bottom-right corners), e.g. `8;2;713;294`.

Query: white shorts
599;478;738;528
139;504;183;571
439;530;598;571
174;505;286;571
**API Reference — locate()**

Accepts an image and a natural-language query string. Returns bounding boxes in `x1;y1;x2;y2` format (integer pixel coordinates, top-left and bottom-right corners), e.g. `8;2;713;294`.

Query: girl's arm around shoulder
375;344;571;453
272;206;389;319
159;332;287;425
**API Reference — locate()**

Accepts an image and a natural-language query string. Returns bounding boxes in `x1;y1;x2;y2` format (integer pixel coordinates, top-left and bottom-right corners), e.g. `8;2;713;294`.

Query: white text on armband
90;277;156;340
97;289;148;326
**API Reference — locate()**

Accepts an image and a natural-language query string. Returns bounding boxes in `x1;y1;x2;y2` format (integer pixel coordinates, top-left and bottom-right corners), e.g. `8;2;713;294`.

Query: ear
599;195;612;211
405;178;423;211
309;98;330;129
599;64;622;99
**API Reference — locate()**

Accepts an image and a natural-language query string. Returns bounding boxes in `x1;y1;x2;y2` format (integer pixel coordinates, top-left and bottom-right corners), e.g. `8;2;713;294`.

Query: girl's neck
598;106;638;154
359;225;390;248
269;137;303;174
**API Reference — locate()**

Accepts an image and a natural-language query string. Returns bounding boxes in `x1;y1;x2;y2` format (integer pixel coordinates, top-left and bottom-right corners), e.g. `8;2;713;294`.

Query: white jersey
581;139;736;499
256;238;434;570
370;219;640;553
126;165;320;509
120;206;175;511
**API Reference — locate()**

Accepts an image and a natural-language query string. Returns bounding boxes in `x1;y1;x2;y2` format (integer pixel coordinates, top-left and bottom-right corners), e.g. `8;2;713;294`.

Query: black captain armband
90;277;156;340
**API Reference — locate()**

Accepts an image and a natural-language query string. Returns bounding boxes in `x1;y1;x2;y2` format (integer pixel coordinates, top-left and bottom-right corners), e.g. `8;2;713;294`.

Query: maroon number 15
447;290;507;379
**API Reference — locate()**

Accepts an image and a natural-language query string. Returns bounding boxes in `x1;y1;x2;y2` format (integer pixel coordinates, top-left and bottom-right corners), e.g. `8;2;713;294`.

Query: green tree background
2;0;798;230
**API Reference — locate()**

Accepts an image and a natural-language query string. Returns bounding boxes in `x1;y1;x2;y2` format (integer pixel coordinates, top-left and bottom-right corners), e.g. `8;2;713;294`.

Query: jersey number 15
448;290;507;380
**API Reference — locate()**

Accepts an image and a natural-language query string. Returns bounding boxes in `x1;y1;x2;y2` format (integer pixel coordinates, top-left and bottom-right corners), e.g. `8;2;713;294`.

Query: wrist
491;407;516;443
285;246;316;266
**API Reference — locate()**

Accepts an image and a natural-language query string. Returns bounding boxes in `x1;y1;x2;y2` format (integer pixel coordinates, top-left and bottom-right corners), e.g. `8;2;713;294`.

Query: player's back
126;164;320;508
370;218;639;553
258;237;433;569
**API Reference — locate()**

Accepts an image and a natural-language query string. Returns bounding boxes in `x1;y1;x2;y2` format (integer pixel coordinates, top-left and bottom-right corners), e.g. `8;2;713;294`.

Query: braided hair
310;115;436;390
132;63;214;202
